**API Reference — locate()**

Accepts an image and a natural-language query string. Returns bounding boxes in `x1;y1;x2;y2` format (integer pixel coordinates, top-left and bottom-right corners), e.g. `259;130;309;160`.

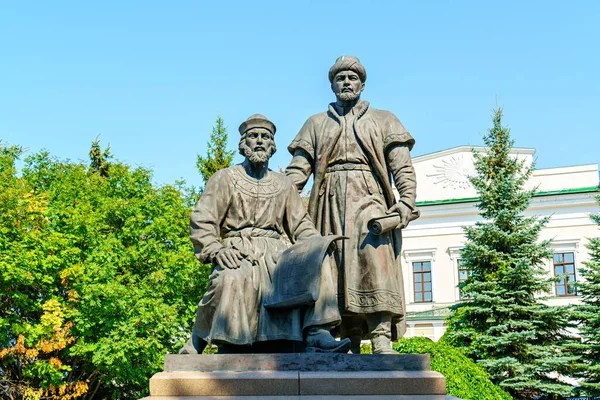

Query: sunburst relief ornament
427;155;474;190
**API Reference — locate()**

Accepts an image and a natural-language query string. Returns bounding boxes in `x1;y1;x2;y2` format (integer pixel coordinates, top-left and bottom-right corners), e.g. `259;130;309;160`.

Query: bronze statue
189;114;351;354
286;56;419;354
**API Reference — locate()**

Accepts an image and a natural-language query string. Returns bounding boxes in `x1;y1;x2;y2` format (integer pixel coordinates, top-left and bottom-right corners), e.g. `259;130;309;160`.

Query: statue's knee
217;267;254;289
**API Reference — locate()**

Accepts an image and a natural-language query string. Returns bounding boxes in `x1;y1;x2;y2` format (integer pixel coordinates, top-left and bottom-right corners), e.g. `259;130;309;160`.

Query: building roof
408;146;599;204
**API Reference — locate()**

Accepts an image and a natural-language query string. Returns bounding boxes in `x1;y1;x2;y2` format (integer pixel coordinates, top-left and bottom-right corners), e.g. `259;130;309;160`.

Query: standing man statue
285;56;419;354
189;114;350;354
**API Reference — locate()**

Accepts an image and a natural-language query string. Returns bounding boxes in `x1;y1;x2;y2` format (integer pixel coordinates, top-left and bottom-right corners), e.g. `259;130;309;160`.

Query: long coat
190;165;340;345
285;101;418;340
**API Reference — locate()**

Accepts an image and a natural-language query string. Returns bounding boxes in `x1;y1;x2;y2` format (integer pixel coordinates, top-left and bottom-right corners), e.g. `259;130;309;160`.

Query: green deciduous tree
0;140;209;399
196;116;235;185
573;202;600;396
443;109;577;399
1;142;88;400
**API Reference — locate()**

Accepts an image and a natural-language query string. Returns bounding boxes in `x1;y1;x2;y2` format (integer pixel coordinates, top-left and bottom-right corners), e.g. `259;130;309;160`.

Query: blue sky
1;1;599;186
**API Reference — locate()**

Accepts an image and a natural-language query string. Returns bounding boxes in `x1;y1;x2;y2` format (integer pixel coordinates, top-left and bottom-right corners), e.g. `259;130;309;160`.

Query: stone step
164;353;430;372
149;370;446;397
141;395;450;399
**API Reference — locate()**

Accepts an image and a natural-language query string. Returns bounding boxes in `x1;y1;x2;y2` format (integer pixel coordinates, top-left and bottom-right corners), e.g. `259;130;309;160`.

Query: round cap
238;114;277;135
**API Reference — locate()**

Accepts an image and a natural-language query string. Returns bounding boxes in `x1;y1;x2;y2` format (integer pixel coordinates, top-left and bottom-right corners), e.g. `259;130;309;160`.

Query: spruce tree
573;204;600;395
444;108;577;399
196;116;235;185
89;136;111;177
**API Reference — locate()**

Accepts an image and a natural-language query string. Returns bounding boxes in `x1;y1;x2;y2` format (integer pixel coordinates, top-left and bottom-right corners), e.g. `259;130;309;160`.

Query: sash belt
327;163;371;173
223;228;281;239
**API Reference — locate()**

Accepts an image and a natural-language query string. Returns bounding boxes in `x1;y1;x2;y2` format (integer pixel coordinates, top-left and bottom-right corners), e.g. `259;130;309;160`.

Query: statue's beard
248;151;270;164
239;142;273;164
337;90;361;102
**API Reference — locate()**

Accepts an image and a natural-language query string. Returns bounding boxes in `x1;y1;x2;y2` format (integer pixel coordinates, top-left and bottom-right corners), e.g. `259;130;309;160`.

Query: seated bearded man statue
189;114;351;354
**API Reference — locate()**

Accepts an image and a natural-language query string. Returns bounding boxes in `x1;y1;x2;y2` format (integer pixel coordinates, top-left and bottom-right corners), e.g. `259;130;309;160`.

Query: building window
413;261;432;303
554;252;576;296
457;259;472;300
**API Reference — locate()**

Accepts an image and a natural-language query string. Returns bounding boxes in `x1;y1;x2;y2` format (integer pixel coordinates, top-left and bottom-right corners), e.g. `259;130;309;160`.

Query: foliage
443;108;577;399
88;136;111;177
0;143;87;399
572;201;600;396
196;116;235;186
393;337;512;400
0;140;209;399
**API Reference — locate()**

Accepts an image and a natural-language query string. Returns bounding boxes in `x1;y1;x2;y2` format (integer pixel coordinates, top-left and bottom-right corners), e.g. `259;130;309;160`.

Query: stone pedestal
141;353;447;399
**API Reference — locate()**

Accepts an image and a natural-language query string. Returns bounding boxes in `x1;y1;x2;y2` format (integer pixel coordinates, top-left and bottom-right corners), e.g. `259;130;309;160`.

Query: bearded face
338;90;361;102
331;70;364;103
239;127;276;164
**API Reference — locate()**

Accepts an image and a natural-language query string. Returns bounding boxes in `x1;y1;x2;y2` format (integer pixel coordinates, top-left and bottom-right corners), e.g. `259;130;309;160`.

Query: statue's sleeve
282;179;320;244
286;118;315;191
190;169;231;263
383;112;417;210
387;144;417;210
382;112;415;152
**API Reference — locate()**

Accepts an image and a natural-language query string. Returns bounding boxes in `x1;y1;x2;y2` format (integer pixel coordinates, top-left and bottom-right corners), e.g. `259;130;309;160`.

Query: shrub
394;337;512;400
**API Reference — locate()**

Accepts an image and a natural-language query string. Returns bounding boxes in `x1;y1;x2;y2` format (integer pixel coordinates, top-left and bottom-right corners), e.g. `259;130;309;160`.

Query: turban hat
328;55;367;83
238;114;277;136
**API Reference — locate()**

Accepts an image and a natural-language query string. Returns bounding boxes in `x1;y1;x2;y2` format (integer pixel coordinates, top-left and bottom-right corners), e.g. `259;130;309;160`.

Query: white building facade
401;146;600;341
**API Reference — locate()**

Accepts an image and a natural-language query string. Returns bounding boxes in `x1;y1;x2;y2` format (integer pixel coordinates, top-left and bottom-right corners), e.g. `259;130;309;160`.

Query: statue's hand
214;247;246;270
386;202;412;229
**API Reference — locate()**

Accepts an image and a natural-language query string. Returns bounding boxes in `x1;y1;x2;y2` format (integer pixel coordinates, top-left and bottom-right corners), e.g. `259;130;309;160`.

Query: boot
179;334;208;354
178;337;198;354
370;334;396;354
350;334;362;355
192;332;208;354
305;327;351;353
367;313;396;355
347;327;363;355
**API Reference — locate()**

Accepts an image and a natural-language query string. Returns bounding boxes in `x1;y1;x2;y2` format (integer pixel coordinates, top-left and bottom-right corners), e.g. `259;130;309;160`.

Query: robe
285;101;418;340
190;164;340;345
